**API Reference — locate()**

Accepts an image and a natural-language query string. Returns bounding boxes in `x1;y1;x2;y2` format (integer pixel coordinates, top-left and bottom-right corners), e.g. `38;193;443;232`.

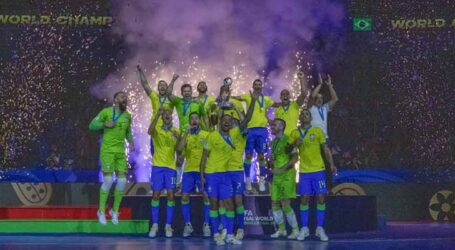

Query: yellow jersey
151;126;179;169
290;126;326;173
149;91;174;127
275;101;300;136
226;127;247;172
183;130;209;172
204;130;235;173
240;93;274;128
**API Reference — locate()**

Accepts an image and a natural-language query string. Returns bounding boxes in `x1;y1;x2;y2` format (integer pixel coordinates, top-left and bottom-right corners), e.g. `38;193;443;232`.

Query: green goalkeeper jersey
271;134;296;178
89;107;133;153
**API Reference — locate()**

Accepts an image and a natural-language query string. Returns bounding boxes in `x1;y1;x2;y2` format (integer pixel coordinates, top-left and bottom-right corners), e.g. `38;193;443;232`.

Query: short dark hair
253;79;262;84
181;83;192;92
221;114;233;121
189;112;200;118
274;118;286;131
113;91;125;99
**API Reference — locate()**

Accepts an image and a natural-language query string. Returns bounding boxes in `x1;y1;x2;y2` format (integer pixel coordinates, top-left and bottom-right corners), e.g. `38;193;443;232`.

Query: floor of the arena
1;222;454;249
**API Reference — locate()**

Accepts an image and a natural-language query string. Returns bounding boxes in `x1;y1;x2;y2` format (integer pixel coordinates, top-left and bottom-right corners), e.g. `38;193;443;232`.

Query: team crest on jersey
124;117;128;122
310;134;315;141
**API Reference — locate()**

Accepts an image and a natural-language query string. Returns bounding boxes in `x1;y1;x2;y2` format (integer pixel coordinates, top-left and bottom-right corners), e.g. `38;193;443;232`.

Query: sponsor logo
244;209;274;225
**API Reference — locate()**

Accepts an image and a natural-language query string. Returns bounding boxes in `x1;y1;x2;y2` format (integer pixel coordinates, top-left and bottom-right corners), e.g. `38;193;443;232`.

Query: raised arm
230;92;245;102
325;74;339;109
209;103;219;129
296;71;307;106
148;108;163;135
308;74;323;107
137;65;152;96
239;91;258;132
232;104;245;122
175;129;189;155
166;73;179;102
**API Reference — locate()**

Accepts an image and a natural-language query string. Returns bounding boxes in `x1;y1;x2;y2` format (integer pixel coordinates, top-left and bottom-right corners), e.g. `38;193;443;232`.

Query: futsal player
269;118;300;239
148;108;180;238
167;82;205;132
89;91;134;225
308;73;339;193
175;112;211;237
232;79;277;192
200;91;257;245
224;90;257;240
289;109;337;241
274;71;306;136
137;65;177;154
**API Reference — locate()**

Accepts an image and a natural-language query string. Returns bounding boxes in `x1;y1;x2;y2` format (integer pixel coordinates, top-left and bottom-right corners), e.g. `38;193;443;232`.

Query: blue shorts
205;173;233;200
228;171;245;196
245;127;268;155
298;171;327;195
151;166;177;191
182;171;202;194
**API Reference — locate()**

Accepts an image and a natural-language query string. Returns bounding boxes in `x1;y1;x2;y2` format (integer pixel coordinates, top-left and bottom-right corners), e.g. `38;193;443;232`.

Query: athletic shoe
165;224;173;238
226;235;242;245
245;178;252;192
220;228;227;240
109;210;119;225
183;223;194;237
214;233;225;245
287;228;299;239
315;226;329;241
148;223;158;238
203;223;211;237
235;228;244;240
297;227;310;241
270;229;287;238
258;176;266;192
97;210;107;225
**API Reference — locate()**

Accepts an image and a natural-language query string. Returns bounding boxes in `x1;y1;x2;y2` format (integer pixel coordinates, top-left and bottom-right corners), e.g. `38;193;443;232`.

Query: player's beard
198;87;207;95
119;102;127;111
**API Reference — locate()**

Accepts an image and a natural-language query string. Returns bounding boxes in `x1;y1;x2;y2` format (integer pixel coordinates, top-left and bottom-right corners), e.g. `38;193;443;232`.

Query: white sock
272;209;284;227
286;210;298;229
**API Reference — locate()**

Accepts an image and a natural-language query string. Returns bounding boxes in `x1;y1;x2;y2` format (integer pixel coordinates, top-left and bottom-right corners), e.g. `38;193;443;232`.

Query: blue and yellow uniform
151;125;179;191
204;130;235;200
240;93;274;155
290;126;327;195
181;129;209;193
275;101;300;136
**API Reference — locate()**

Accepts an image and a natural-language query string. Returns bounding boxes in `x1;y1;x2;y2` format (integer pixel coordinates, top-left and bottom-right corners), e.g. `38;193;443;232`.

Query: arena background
0;0;454;222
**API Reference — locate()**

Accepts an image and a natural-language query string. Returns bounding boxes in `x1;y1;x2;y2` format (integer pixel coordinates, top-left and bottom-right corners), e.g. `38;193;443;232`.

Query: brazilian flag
353;17;372;31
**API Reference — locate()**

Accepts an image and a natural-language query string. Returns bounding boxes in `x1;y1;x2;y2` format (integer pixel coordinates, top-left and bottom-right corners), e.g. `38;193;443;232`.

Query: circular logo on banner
331;183;366;196
429;190;455;221
11;183;53;205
